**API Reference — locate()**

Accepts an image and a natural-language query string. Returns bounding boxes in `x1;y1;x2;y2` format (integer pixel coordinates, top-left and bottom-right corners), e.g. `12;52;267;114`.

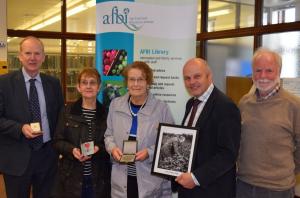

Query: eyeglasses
80;80;98;87
128;77;146;84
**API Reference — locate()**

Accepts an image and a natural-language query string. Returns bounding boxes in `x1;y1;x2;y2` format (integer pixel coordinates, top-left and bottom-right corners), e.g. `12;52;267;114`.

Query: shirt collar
22;67;42;83
195;83;214;102
255;84;280;101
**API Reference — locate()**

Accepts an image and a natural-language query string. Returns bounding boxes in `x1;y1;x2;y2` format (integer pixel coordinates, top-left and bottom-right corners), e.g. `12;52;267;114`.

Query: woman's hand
94;145;99;154
72;148;91;162
111;147;123;161
135;148;149;161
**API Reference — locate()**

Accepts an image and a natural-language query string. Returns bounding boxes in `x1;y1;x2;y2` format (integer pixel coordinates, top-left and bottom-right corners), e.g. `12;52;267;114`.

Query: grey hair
252;47;282;73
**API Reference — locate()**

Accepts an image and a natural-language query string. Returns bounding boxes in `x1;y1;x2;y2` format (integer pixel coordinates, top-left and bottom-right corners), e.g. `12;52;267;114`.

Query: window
6;0;300;102
207;37;253;91
67;0;96;33
263;0;300;25
262;31;300;77
7;0;61;31
66;39;96;101
208;0;254;32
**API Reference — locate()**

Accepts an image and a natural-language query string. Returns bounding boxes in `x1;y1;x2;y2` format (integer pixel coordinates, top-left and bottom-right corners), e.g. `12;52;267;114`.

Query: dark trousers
236;179;294;198
3;143;57;198
127;175;138;198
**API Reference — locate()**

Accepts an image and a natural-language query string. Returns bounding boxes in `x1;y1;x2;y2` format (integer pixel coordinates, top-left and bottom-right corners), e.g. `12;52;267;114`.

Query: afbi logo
102;6;142;31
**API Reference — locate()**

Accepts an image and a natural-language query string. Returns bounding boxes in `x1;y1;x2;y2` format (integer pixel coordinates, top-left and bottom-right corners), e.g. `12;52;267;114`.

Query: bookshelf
66;54;95;102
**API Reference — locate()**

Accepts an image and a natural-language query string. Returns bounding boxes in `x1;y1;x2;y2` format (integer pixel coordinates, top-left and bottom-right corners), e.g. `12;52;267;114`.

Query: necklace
128;96;147;117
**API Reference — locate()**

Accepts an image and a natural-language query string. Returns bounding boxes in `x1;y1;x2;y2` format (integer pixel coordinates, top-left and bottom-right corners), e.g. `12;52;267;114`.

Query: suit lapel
182;88;217;128
13;71;31;121
195;88;217;130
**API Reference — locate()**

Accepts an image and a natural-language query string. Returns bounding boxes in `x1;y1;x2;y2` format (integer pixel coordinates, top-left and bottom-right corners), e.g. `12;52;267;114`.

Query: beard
254;77;280;95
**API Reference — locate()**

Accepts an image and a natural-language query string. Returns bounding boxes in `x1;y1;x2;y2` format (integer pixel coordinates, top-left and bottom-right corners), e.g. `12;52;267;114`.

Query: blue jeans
236;179;294;198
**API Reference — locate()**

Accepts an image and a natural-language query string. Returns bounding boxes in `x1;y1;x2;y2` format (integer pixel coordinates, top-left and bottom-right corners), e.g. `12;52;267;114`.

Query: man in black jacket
0;36;64;198
175;58;241;198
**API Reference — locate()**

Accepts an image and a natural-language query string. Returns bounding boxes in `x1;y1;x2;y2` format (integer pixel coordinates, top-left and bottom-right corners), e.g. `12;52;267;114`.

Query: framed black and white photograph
151;123;198;177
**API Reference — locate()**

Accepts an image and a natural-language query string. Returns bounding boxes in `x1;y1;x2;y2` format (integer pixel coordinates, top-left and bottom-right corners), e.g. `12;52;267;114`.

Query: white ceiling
7;0;96;33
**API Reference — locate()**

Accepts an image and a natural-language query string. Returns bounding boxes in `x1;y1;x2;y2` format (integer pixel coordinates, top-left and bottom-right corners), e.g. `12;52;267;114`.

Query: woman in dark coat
53;68;111;198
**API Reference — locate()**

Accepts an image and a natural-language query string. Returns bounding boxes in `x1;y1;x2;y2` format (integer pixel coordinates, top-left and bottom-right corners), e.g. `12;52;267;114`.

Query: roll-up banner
0;0;8;75
96;0;197;124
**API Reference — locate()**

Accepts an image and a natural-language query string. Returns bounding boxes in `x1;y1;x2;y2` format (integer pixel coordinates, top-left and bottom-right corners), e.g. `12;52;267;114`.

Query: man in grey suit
0;36;64;198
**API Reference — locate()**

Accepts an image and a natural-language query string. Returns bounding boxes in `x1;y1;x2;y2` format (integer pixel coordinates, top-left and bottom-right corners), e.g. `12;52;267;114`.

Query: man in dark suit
175;58;241;198
0;36;64;198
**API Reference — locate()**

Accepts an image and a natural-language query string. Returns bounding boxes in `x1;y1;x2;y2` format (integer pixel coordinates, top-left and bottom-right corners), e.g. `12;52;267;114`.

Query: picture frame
151;123;198;177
